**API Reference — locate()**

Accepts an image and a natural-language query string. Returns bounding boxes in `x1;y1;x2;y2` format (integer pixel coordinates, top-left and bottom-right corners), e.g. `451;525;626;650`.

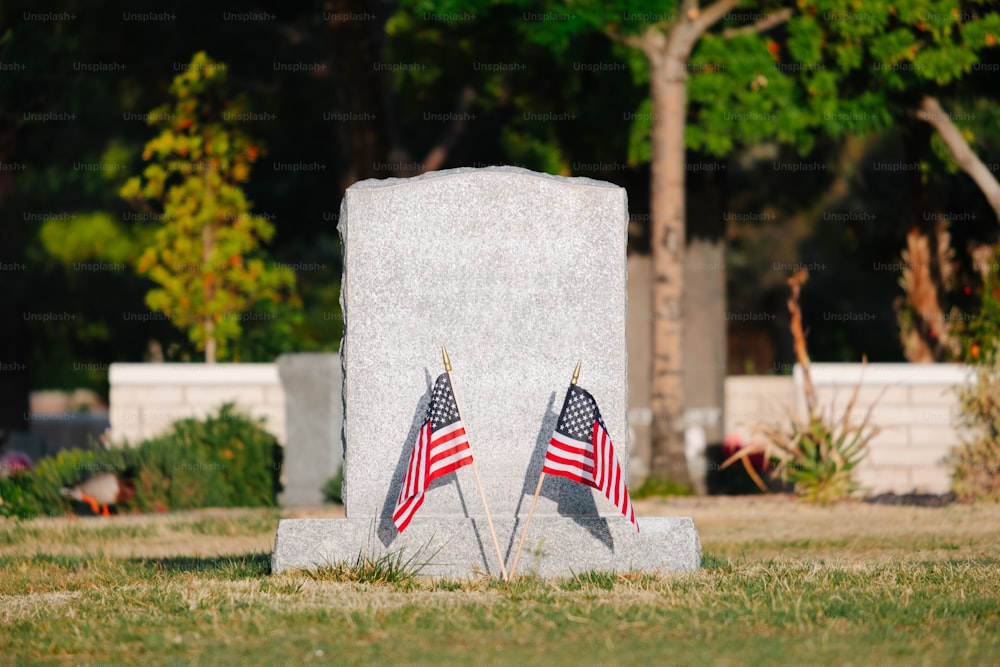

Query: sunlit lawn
2;498;999;665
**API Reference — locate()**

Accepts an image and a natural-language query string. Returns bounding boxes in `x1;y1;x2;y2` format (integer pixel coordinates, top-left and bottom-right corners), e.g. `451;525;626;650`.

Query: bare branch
722;8;794;39
666;0;741;58
605;24;645;49
689;0;743;40
915;95;1000;223
787;269;817;416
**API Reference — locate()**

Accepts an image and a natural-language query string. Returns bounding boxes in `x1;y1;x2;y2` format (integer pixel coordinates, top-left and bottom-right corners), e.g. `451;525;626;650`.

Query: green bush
323;464;343;504
952;249;1000;502
0;404;282;519
127;403;283;512
953;359;1000;502
0;447;123;519
631;476;694;499
722;272;881;505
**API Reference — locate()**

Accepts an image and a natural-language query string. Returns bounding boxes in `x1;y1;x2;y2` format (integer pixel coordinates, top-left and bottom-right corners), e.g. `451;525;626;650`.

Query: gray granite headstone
272;166;700;577
277;353;342;507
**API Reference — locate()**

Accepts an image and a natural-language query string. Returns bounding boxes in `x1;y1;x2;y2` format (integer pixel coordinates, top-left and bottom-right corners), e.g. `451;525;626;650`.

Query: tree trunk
204;319;217;364
896;112;958;362
916;96;1000;223
898;224;956;361
326;0;392;188
645;31;691;485
202;221;216;364
638;0;742;487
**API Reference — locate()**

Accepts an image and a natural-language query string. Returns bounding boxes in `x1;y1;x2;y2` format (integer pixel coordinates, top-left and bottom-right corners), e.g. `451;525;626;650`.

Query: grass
2;499;999;665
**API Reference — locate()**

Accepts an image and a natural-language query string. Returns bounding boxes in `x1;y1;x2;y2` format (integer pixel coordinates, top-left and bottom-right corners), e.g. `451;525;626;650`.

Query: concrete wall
626;254;652;484
108;363;285;444
725;364;974;494
108;361;972;497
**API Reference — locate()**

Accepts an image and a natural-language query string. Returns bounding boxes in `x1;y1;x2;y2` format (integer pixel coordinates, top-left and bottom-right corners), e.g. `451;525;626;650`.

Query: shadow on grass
133;552;271;579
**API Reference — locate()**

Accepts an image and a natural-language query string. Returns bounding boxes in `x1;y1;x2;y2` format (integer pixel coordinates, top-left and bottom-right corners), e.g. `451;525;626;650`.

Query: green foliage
631;475;695;498
127;404;282;512
0;448;115;519
953;250;1000;502
322;465;344;504
0;405;282;519
732;393;880;505
38;212;143;265
0;475;44;520
785;415;871;503
120;51;300;361
960;249;1000;366
724;363;883;504
953;362;1000;502
586;0;999;161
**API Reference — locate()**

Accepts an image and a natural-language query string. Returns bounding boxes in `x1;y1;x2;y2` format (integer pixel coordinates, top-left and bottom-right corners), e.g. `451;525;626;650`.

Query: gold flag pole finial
571;360;582;386
441;346;452;372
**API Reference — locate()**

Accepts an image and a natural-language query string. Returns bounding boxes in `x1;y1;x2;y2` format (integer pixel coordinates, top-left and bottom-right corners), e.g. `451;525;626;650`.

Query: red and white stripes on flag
542;384;638;531
392;373;473;532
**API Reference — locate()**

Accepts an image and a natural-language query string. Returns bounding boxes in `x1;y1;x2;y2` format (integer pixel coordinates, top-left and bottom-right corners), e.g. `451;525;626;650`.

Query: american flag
393;373;474;532
543;384;638;531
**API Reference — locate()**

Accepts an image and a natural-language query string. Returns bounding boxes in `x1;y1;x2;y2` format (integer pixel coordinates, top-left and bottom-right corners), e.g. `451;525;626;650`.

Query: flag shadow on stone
375;368;490;572
507;391;614;561
376;370;433;546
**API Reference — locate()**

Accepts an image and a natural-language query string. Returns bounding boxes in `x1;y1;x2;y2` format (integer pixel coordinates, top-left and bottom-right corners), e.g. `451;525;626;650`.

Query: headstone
273;166;701;577
277;353;342;507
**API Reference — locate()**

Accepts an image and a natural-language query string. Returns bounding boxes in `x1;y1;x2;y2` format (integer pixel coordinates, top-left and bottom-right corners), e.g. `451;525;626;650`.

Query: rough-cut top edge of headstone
346;165;622;191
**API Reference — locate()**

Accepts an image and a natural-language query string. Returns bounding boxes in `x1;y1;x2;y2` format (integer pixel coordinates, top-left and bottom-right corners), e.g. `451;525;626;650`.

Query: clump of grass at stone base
723;270;882;504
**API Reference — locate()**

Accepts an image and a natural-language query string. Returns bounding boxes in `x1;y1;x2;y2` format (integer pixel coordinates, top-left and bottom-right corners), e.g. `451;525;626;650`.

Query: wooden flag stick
508;360;581;580
507;469;544;579
442;347;508;582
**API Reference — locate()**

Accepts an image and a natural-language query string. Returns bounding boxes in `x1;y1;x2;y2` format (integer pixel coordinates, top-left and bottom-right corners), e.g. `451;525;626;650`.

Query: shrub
952;248;1000;502
323;464;343;504
0;404;282;519
749;396;879;505
952;356;1000;502
0;447;121;519
631;476;694;499
127;403;282;512
723;270;881;504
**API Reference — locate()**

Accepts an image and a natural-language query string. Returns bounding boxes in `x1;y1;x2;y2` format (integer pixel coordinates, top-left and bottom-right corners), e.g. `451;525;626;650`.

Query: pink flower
0;450;32;477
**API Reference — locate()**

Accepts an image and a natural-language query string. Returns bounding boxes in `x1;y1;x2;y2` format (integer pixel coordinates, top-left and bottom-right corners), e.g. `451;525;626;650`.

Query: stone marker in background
277;353;342;507
273;166;701;577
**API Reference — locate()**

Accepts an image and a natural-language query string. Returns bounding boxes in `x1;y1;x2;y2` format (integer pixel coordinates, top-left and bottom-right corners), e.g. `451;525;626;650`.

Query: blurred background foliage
0;0;998;404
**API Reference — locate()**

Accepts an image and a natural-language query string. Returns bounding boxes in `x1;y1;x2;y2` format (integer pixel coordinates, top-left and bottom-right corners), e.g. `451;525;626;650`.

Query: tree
786;2;1000;361
121;52;299;363
528;0;1000;484
488;1;813;486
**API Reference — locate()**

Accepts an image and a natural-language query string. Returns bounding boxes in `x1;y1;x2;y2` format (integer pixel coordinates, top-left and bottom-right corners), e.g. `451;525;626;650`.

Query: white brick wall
108;363;286;445
726;364;977;495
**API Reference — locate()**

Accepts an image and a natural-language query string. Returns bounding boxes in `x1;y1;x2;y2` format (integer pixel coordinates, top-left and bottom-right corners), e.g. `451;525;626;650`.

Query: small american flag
393;373;474;532
543;384;638;531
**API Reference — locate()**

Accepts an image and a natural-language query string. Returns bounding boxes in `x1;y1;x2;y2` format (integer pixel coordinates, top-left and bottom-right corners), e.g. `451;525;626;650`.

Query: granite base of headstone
277;353;342;507
272;166;701;577
273;516;700;577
